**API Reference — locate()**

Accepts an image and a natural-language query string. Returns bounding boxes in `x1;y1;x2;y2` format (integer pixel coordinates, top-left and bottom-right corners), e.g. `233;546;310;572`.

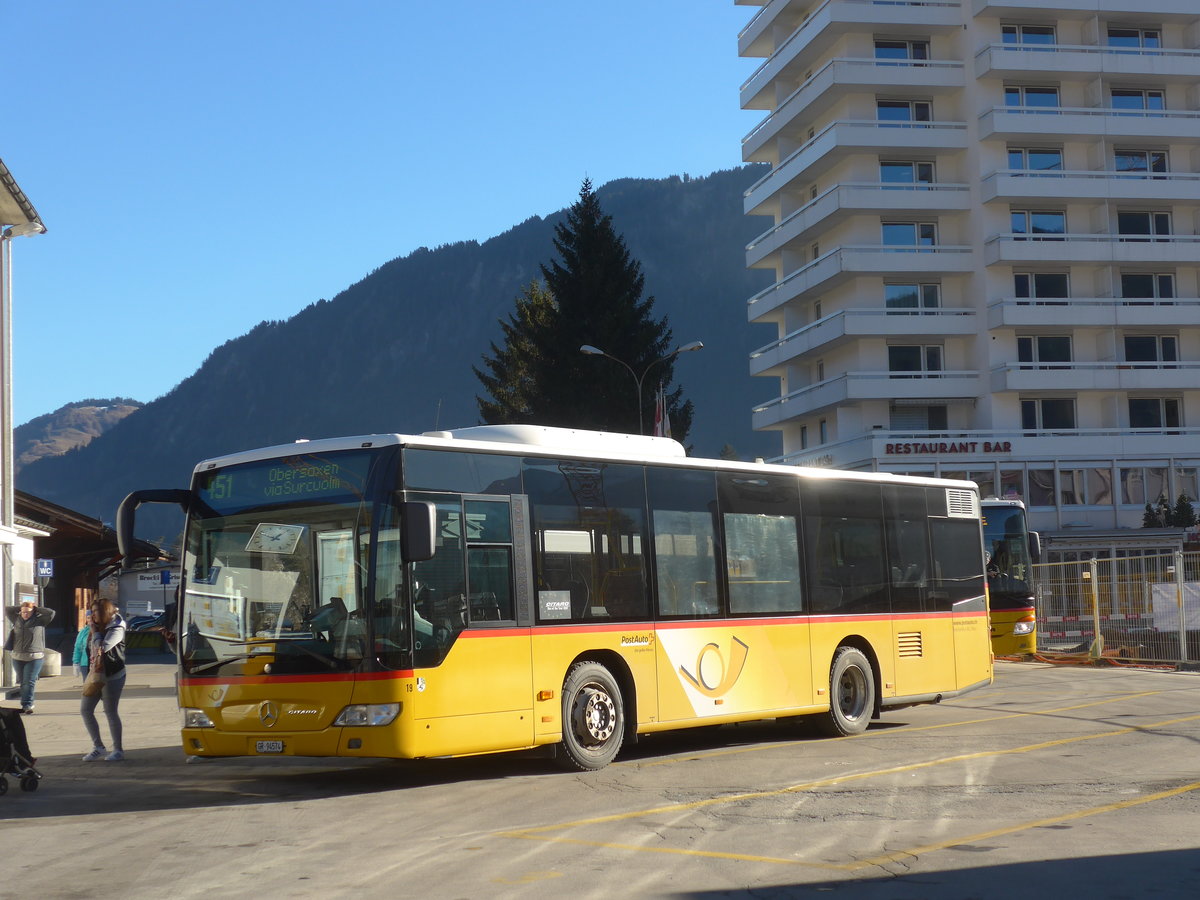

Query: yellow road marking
498;709;1200;869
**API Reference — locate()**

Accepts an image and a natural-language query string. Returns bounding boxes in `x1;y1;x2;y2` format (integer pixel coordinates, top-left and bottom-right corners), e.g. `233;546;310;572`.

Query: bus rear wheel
816;646;875;737
557;662;624;771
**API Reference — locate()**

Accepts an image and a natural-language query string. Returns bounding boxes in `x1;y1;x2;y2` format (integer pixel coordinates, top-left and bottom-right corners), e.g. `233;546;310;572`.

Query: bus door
405;495;534;756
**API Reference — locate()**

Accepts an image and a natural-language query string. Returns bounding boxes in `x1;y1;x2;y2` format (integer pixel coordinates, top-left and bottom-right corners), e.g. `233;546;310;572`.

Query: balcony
772;426;1200;471
752;370;981;428
988;297;1200;328
743;59;965;161
990;361;1200;393
984;234;1200;266
749;308;978;375
747;245;974;323
982;170;1200;204
741;0;964;110
745;182;970;268
979;106;1200;143
972;0;1200;19
744;120;968;217
976;43;1200;83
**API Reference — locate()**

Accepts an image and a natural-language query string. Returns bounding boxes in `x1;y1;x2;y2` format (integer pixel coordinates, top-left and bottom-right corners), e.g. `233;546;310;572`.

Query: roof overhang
0;157;45;231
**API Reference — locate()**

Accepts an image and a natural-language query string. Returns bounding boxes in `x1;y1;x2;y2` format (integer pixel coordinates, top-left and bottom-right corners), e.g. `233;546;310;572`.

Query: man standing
5;599;55;714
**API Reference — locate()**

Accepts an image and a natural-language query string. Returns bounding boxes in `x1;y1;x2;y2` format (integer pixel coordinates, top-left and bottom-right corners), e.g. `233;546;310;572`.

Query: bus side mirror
1028;531;1042;564
401;501;437;562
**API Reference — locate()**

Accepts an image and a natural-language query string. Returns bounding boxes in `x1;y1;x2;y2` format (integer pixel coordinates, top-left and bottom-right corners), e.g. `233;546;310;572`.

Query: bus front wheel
817;646;875;737
557;662;624;771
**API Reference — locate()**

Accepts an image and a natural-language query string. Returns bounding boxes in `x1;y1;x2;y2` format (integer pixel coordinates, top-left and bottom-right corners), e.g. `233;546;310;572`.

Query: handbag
82;669;106;698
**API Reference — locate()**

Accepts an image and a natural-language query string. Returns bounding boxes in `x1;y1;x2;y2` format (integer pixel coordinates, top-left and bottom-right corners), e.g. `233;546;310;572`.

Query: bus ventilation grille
897;632;923;658
945;488;978;518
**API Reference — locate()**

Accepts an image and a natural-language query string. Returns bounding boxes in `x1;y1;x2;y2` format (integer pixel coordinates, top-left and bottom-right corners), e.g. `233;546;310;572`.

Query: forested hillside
19;167;776;544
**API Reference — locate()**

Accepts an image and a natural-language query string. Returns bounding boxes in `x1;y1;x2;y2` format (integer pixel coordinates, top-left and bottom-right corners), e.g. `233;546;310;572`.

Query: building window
1060;469;1087;506
1022;398;1076;432
1107;27;1160;50
1011;209;1066;239
1003;24;1056;45
818;419;827;443
877;99;931;124
1000;469;1024;501
1008;147;1062;171
1124;334;1178;367
882;221;937;246
1118;211;1171;240
1129;397;1180;430
1111;89;1165;112
880;160;935;186
1004;85;1060;109
888;344;943;377
1175;468;1198;502
885;282;940;312
1014;272;1069;300
1018;335;1072;367
1115;149;1167;174
1121;272;1175;300
1120;468;1146;504
1028;469;1056;506
874;39;929;63
1088;468;1114;506
800;425;808;450
889;404;947;432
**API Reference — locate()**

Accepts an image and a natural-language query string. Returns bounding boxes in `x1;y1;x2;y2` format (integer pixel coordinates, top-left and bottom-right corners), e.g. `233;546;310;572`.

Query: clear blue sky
4;1;758;425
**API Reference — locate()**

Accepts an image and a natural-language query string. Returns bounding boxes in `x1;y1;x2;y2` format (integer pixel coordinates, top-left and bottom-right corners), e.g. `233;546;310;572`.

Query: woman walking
81;598;127;762
5;598;55;714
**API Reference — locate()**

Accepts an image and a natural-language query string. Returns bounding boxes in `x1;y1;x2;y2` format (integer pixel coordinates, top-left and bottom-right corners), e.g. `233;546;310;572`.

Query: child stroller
0;707;41;793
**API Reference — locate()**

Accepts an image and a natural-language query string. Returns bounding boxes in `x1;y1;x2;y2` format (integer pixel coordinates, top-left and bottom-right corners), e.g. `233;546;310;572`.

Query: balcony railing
745;181;970;255
772;424;1200;468
743;58;964;152
744;120;968;202
749;307;977;371
753;369;981;417
978;43;1200;62
741;0;963;104
747;245;973;317
985;233;1200;265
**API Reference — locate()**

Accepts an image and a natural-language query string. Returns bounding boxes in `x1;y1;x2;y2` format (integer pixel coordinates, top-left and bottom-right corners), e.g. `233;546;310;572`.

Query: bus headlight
1013;619;1036;636
334;703;401;727
183;708;215;728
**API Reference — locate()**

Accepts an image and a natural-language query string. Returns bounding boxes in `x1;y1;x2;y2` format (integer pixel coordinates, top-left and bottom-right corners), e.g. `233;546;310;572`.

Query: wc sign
36;558;53;578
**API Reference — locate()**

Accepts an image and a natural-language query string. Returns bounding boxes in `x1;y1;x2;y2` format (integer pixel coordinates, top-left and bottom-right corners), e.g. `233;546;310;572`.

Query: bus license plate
256;740;284;753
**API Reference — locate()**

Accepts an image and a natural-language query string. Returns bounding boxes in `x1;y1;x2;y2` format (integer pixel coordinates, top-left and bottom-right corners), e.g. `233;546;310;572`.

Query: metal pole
0;235;12;685
1175;550;1187;664
1088;557;1103;660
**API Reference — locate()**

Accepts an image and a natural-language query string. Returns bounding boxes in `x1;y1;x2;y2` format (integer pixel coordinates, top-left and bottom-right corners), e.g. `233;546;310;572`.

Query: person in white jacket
80;598;127;762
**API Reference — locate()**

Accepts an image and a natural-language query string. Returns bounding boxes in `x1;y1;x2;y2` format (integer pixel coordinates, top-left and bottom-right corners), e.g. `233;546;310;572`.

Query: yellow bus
117;425;992;770
981;498;1041;657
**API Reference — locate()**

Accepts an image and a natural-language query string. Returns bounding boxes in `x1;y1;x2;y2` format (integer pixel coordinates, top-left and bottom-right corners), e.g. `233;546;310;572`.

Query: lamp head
579;345;605;356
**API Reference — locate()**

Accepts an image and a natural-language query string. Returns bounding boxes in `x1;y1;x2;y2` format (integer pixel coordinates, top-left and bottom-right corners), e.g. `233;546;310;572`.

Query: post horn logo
259;701;279;727
679;636;750;698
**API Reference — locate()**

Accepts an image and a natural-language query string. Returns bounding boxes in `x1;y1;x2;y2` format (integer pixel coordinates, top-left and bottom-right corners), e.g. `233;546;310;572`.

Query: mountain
14;399;142;473
18;167;777;544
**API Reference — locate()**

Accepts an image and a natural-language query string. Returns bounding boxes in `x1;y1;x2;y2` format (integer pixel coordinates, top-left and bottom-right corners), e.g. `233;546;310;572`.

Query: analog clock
245;523;304;554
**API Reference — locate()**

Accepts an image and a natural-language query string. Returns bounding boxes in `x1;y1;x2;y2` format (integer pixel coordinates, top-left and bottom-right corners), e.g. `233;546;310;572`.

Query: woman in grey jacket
5;599;55;714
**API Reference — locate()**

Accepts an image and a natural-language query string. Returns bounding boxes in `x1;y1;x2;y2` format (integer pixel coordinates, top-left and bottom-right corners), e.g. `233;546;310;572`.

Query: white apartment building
737;0;1200;557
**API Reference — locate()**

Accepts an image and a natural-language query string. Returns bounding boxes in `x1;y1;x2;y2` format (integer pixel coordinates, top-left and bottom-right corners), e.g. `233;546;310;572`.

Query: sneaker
105;750;124;762
82;748;106;761
21;705;33;715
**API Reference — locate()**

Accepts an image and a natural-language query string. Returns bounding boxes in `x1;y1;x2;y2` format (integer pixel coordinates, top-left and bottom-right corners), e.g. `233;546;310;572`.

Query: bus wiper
189;654;254;675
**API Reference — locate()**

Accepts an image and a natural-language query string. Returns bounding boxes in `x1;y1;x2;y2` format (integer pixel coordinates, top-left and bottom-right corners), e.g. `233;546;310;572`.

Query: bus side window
801;481;889;614
648;467;722;618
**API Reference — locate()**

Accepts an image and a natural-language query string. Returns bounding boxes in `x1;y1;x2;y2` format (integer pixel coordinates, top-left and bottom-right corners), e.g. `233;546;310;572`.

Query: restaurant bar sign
885;440;1014;456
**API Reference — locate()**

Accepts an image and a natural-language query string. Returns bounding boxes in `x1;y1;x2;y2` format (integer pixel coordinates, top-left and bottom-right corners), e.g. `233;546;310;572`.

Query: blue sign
36;559;53;578
161;569;172;585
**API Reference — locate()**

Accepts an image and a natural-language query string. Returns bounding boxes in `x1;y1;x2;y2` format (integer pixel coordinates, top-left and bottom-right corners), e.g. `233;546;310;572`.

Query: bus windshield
982;504;1035;610
179;451;379;677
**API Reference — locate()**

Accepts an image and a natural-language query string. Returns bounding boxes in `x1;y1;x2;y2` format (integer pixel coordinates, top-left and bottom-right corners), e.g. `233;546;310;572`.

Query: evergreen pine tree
475;178;694;440
474;280;557;425
1171;492;1197;528
1143;502;1160;528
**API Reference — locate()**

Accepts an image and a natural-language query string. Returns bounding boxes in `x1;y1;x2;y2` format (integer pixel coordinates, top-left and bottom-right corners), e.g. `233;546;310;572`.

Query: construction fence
1032;551;1200;668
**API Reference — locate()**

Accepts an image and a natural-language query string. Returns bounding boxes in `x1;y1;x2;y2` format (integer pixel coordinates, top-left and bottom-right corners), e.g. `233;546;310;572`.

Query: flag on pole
654;381;671;439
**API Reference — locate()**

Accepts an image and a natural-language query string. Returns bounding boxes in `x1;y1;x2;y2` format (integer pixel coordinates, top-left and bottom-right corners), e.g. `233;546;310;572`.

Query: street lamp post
579;341;703;435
